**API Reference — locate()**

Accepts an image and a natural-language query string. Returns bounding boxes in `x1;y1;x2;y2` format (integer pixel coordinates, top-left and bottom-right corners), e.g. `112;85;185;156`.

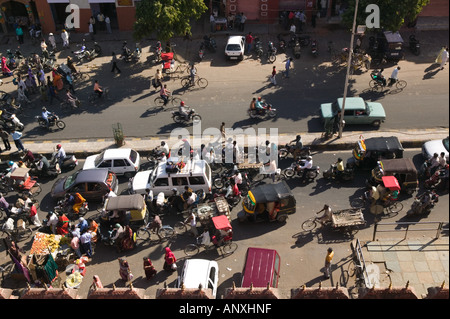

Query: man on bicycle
189;64;196;86
388;66;400;87
316;204;332;226
93;80;103;97
160;84;170;106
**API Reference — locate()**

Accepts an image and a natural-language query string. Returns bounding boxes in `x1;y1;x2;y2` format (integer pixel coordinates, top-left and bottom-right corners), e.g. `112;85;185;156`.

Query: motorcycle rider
35;154;51;175
289;135;303;160
297;155;313;180
55;144;66;168
416;190;438;214
156;141;170;158
94;80;103;98
255;97;267;115
41;107;52;128
333;157;345;178
179;101;190;121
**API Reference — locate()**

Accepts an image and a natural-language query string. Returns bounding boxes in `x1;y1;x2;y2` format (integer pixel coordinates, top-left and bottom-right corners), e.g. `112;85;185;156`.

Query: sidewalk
1;128;448;160
363;236;449;298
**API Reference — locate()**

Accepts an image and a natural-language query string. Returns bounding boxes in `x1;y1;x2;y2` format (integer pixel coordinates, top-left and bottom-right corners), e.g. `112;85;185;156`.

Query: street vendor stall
194;196;231;229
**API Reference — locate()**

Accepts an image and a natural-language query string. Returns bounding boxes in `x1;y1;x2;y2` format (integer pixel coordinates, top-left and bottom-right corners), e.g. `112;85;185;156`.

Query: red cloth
164;247;176;265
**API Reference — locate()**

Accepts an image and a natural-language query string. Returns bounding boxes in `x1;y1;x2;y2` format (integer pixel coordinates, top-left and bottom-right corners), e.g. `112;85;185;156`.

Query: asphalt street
1;149;447;299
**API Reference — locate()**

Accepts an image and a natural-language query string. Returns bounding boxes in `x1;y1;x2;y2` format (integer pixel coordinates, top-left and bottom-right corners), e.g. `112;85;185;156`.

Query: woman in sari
56;212;70;236
52;69;64;91
118;225;135;252
72;192;86;214
118;258;133;282
1;56;13;76
163;247;177;271
143;257;157;280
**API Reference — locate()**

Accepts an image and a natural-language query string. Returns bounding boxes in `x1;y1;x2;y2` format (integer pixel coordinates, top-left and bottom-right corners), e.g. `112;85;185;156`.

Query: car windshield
94;151;105;166
443;138;449;152
64;170;80;190
226;44;241;51
364;102;371;115
129;150;138;164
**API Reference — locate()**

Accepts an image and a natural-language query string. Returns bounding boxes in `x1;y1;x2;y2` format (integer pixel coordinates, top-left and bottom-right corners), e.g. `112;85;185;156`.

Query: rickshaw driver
316;204;333;226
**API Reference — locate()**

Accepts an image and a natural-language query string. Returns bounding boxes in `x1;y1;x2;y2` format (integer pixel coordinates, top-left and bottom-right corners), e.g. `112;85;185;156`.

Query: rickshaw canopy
161;52;173;61
363;136;404;153
382;176;401;191
378;158;417;176
249;180;293;203
212;215;231;231
105;194;145;211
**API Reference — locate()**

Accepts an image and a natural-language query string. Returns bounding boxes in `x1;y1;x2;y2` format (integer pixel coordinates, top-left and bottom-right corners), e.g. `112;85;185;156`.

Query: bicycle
369;76;407;92
180;75;208;89
72;71;90;83
136;220;187;242
88;88;110;104
351;191;403;220
0;225;33;243
184;235;237;257
154;94;182;108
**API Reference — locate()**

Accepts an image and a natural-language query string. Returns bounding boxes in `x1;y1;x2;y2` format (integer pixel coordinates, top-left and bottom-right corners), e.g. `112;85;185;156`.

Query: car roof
156;158;208;177
227;35;244;44
182;259;218;289
102;148;132;158
336;97;366;110
74;168;109;183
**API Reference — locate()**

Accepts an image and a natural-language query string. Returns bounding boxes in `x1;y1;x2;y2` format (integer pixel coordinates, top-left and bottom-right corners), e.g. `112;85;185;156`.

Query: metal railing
372;221;449;241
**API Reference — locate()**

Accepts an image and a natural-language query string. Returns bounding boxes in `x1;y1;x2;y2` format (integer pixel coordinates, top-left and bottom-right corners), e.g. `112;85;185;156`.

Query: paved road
1;149;447;299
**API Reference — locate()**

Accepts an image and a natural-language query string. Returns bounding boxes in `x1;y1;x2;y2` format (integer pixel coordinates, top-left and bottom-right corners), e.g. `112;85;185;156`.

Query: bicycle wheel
174;221;187;235
154;96;165;107
158;226;175;239
136;228;151;241
302;218;317;231
181;77;190;88
197;78;208;89
222;242;238;255
351;198;365;209
184;244;199;256
171;97;182;107
382;202;402;219
396;80;407;90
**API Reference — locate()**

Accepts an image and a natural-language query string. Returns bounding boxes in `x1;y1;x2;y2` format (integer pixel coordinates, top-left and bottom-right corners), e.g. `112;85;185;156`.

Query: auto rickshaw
367;158;419;195
347;136;404;170
101;194;149;230
237;180;296;223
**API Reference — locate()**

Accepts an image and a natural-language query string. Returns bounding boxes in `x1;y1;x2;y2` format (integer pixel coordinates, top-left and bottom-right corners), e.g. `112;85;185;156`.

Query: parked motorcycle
277;34;286;53
203;35;217;53
171;109;202;124
35;112;66;130
311;39;318;57
248;103;277;120
409;34;420;56
407;190;438;217
322;164;354;181
254;37;263;58
72;42;102;63
283;160;320;182
267;41;277;63
278;143;311;159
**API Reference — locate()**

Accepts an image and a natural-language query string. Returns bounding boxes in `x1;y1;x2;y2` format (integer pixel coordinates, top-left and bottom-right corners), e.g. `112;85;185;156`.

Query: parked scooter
203;35;217;53
267;41;277;63
311;39;318;57
254;37;263;58
409;35;420;56
407;190;438;217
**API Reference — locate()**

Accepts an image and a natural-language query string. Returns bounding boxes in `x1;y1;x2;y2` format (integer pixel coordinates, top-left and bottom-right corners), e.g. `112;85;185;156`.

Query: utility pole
338;0;359;138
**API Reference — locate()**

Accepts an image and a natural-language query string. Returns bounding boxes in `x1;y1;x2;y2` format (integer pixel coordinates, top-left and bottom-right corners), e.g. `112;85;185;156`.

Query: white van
177;259;219;298
128;157;212;196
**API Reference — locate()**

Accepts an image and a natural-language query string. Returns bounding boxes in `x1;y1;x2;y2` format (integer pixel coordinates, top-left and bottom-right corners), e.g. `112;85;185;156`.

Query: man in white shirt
439;47;448;70
388;66;400;87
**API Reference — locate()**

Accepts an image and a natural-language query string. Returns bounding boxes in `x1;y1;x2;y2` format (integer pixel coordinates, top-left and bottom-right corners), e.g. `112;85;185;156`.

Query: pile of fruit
30;232;61;255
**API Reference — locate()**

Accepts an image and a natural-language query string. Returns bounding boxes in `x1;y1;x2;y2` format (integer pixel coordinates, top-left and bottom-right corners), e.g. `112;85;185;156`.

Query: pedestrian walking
105;16;112;34
88;22;94;41
61;29;69;48
284;57;293;78
38;68;46;86
80;230;93;257
66;73;75;93
16;25;24;44
118;258;133;282
245;32;254;54
143;257;157;280
11;130;24;152
71;235;82;258
152;69;162;90
0;129;11;152
270;66;277;85
163;247;177;271
48;33;56;51
240;12;247;31
111;52;121;74
439;47;449;70
90;16;96;35
311;10;317;28
324;247;334;278
185;211;198;237
210;13;216;33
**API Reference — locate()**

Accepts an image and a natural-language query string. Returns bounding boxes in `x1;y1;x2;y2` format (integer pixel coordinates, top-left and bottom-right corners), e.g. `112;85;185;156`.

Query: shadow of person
424;63;440;73
423;68;441;80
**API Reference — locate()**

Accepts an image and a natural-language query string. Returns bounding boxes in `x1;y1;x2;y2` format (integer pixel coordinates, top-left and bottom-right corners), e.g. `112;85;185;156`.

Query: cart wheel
184;244;199;256
302;218;317;231
173;221;187;235
344;226;359;237
222;242;238;255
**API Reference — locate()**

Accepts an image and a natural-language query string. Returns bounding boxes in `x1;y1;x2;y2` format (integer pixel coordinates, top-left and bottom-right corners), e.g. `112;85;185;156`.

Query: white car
225;35;245;61
177;259;219;298
83;148;140;177
422;137;449;161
